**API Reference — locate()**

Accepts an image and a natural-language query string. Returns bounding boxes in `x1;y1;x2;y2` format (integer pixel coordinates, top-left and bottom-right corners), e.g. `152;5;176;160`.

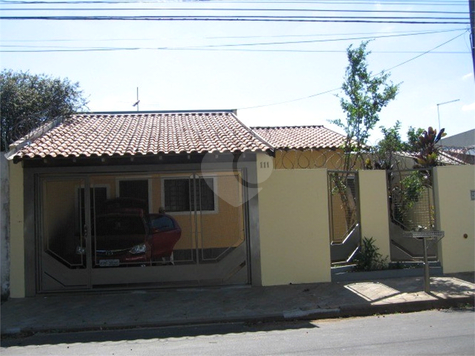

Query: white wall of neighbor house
9;161;25;298
358;170;391;261
256;157;331;286
435;165;475;274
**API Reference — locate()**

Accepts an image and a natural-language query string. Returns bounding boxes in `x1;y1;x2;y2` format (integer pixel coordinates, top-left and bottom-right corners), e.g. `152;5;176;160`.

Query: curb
2;296;473;337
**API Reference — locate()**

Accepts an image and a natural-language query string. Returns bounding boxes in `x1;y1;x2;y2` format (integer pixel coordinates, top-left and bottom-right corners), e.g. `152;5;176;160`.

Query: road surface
2;308;474;355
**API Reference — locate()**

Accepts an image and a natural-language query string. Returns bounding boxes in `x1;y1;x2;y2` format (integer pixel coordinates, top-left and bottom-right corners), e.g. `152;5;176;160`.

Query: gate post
8;161;25;298
359;170;391;260
434;165;475;274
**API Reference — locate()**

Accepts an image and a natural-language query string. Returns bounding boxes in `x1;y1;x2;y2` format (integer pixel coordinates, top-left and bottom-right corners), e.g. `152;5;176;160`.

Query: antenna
437;99;459;131
132;87;140;111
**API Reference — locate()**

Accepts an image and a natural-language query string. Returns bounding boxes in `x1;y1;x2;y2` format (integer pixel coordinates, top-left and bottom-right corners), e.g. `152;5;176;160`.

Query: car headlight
129;243;147;254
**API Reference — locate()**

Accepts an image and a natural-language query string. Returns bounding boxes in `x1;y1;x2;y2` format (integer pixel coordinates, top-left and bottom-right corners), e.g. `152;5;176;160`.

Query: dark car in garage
77;198;181;267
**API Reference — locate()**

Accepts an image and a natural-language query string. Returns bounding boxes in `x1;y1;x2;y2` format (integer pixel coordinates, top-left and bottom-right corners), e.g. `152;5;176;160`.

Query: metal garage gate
37;171;250;292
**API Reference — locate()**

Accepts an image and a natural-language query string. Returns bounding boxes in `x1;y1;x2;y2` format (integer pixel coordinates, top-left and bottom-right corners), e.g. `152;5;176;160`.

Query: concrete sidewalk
1;273;474;336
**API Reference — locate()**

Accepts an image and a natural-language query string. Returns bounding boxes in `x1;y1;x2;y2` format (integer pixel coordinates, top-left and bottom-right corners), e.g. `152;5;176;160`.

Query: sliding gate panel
328;171;361;264
197;173;248;283
38;171;249;292
39;178;90;291
388;169;439;261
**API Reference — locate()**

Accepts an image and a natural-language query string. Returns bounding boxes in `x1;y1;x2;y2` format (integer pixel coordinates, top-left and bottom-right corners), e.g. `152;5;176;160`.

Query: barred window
163;177;216;213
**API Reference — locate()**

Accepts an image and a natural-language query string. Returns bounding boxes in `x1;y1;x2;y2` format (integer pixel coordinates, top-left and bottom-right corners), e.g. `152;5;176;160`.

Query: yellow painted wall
359;170;391;259
39;172;244;253
258;168;331;285
435;165;475;273
9;162;24;298
161;172;245;251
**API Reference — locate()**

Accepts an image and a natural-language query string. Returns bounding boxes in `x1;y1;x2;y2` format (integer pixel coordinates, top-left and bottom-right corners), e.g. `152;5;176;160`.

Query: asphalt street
2;309;474;356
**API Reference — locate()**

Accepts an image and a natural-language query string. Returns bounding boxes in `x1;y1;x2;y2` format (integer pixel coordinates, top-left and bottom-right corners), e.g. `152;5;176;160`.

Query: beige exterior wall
9;162;25;298
8;153;474;295
435;165;475;273
257;168;331;286
358;170;391;259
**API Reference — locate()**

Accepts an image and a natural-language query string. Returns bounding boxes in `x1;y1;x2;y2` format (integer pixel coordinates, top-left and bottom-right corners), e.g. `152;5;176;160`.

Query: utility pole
470;0;475;79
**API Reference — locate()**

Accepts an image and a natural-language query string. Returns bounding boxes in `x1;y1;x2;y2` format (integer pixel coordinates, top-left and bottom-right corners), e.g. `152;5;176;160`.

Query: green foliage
411;126;447;168
0;69;88;151
329;41;399;232
406;127;425;153
400;171;425;210
372;121;407;169
391;170;432;229
371;124;446;170
353;237;388;271
330;41;399;167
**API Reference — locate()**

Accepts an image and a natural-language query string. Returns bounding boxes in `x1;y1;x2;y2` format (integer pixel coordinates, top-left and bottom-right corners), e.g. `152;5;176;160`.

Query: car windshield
96;215;146;236
93;215;146;250
151;216;174;231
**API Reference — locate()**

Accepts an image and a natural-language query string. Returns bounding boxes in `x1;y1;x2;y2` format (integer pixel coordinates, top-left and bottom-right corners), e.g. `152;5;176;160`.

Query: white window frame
115;176;152;213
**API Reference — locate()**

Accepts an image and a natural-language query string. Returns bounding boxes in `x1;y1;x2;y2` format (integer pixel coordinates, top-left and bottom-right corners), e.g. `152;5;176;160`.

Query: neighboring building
440;129;475;164
252;126;345;170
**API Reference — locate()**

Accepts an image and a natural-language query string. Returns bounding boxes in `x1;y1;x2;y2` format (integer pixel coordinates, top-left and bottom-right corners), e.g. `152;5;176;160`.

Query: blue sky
1;0;473;144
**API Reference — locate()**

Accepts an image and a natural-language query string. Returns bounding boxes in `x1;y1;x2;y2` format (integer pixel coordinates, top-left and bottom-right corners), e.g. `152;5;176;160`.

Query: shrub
353;237;388;271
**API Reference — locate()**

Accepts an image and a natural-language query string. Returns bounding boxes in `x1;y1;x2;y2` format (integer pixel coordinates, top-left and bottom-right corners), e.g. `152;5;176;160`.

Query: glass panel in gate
388;168;439;261
42;179;88;269
328;171;361;264
39;178;92;292
198;173;245;262
40;171;249;290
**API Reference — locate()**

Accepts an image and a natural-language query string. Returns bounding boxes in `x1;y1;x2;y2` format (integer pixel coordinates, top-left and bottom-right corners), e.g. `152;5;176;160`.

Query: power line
382;29;469;71
208;28;468;40
0;0;469;5
238;31;468;111
164;28;470;49
0;27;466;42
0;6;469;15
239;87;341;110
1;29;469;52
0;15;469;25
1;46;469;53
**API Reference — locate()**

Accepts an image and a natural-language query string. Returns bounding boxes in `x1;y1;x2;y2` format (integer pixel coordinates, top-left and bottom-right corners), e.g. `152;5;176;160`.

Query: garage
7;111;269;295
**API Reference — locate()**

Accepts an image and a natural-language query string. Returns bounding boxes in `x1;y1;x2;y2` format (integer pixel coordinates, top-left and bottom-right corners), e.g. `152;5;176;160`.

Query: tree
331;41;399;170
329;41;399;236
373;125;446;230
0;70;88;152
373;124;446;169
372;121;406;170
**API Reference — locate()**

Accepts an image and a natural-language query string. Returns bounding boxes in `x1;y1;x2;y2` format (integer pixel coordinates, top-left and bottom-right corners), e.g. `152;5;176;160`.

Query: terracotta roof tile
10;111;272;160
251;125;345;150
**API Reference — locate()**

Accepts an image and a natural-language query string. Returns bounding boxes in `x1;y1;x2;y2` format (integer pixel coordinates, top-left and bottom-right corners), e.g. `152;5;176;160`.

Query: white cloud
462;102;475;112
462;73;474;81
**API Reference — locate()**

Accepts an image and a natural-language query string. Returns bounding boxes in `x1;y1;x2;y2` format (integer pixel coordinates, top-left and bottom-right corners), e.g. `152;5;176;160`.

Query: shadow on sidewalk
1;320;319;348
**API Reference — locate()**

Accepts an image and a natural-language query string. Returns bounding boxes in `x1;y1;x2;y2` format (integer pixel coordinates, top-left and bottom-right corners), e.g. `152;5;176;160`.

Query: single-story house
3;110;474;298
4;110;347;296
